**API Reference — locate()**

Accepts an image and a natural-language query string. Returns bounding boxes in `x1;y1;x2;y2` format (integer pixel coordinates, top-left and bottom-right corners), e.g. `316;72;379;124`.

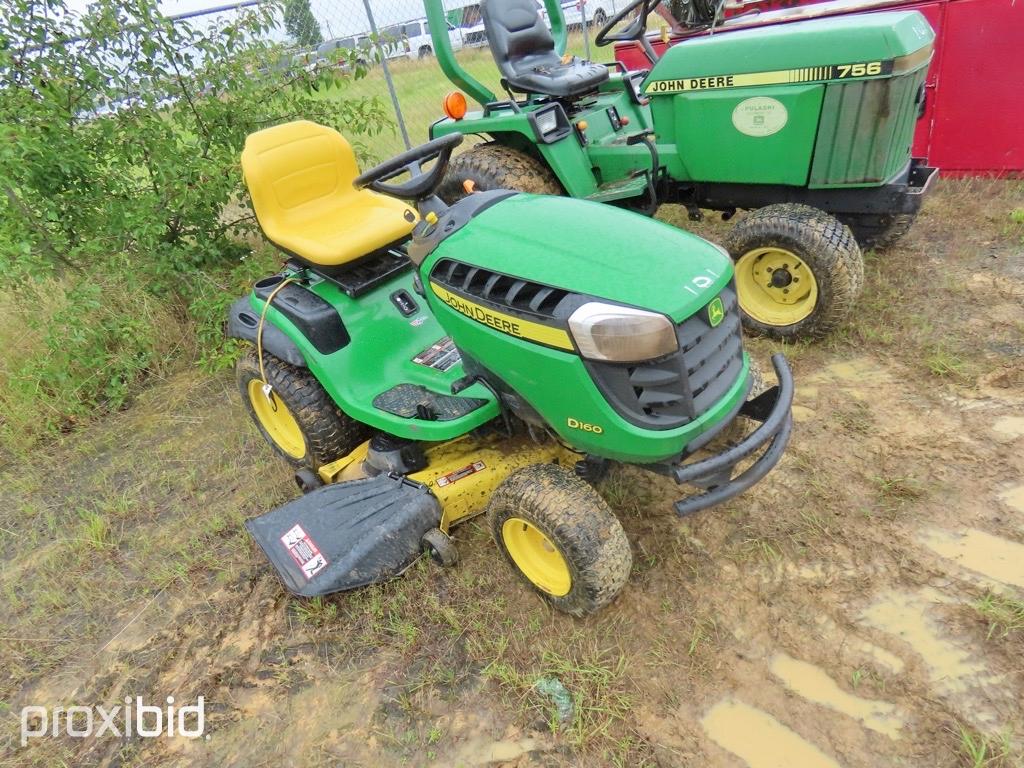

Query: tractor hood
645;10;934;83
428;194;732;323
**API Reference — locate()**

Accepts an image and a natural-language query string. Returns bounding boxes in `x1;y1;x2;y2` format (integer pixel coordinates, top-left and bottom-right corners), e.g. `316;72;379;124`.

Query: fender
226;296;307;368
430;117;599;198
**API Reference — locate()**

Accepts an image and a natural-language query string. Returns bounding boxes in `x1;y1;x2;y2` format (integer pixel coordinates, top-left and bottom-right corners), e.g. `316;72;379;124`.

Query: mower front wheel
236;350;369;470
487;463;632;616
422;528;459;568
725;204;863;340
438;143;562;204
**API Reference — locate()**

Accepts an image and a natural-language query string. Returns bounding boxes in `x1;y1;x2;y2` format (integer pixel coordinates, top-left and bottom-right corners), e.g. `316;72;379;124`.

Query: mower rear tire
236;350;369;470
487;463;632;616
839;212;916;251
725;204;863;340
438;143;562;204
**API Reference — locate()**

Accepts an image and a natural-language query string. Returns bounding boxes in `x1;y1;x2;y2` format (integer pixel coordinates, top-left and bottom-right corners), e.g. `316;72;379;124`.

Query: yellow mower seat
241;120;417;268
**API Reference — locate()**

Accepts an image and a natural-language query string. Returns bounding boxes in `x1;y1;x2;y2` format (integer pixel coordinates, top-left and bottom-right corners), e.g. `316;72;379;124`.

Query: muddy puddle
769;653;904;738
702;699;841;768
921;527;1024;589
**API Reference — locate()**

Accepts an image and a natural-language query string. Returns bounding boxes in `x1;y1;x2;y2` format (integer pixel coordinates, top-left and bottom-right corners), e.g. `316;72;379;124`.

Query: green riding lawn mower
228;120;792;616
426;0;937;339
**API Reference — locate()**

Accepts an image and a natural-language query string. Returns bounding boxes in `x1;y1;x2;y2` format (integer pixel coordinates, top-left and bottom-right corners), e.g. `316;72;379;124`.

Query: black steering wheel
595;0;664;47
353;133;463;201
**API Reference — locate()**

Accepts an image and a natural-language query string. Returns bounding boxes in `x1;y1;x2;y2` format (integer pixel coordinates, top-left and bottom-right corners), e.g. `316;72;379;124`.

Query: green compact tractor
425;0;937;339
229;120;792;615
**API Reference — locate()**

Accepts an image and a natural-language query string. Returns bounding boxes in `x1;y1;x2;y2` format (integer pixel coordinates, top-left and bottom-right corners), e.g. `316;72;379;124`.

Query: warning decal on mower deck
644;59;894;94
436;461;486;488
413;336;462;372
281;524;328;580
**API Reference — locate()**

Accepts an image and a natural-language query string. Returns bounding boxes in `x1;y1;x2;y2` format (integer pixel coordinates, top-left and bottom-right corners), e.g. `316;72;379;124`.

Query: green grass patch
973;592;1024;640
950;723;1014;768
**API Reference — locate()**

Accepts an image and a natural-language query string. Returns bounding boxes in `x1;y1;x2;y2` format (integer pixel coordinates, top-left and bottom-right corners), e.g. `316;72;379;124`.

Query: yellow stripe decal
430;283;574;351
644;59;891;95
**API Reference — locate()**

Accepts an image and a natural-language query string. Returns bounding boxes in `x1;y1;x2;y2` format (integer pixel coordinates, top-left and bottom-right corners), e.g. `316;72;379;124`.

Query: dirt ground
2;179;1023;767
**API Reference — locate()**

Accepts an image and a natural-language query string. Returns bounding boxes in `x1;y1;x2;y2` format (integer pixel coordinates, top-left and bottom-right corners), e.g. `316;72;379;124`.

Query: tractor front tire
487;463;632;616
839;212;916;251
236;350;369;470
438;143;562;204
725;204;863;340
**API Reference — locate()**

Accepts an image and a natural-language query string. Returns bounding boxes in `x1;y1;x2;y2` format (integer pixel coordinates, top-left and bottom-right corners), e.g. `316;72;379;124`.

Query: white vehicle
317;32;407;64
382;18;464;59
538;0;621;30
317;36;368;64
446;1;487;47
449;0;621;49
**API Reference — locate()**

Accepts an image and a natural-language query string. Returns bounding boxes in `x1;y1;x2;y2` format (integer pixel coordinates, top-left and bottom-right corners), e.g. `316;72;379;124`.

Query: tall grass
0;276;183;458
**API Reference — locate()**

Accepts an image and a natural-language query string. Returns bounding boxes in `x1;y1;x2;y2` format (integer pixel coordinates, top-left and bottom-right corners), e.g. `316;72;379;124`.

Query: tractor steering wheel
353;133;463;201
595;0;664;47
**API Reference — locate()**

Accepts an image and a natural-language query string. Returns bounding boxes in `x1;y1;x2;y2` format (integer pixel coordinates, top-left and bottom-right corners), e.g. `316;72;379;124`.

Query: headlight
568;303;678;362
530;105;570;143
535;109;560;135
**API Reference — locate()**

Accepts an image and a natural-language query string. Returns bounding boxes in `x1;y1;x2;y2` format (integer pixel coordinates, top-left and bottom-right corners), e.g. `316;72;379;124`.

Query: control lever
626;130;660;216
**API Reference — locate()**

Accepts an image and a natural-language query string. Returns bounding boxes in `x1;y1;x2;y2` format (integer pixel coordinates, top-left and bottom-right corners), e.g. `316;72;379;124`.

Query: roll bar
424;0;568;106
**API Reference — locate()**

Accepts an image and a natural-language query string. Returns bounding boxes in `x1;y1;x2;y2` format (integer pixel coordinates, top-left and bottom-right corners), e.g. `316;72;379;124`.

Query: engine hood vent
431;259;572;319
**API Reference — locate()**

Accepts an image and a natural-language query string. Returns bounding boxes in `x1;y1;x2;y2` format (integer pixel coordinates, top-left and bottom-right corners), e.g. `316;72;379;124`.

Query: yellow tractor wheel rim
501;517;572;597
247;380;306;459
735;247;819;326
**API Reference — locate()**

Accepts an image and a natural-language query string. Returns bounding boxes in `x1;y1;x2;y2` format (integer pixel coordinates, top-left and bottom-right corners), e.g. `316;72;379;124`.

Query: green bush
0;0;392;449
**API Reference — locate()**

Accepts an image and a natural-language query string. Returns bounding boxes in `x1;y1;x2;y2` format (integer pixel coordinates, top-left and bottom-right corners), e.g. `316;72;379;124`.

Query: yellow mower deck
317;435;581;533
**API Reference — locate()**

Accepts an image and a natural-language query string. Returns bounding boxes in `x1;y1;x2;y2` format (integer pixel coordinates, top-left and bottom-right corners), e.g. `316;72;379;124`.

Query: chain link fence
296;0;636;156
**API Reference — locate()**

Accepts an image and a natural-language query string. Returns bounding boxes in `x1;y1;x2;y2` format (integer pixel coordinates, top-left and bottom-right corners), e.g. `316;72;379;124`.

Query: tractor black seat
481;0;609;99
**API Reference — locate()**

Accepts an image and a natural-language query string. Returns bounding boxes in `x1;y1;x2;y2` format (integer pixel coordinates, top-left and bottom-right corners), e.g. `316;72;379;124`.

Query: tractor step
245;474;440;597
586;174;650;204
373;383;488;421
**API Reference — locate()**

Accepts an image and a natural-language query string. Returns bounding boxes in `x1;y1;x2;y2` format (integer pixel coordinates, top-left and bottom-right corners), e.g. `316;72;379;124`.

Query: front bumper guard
671;353;794;516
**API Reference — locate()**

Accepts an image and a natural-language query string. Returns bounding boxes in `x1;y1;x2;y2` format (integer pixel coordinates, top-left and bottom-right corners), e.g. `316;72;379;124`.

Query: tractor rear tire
487;463;632;616
438;143;562;204
236;350;369;470
840;213;916;251
725;204;863;341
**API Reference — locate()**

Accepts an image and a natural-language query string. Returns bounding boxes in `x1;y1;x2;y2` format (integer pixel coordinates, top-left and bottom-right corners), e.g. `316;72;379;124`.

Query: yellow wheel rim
735;247;819;326
501;517;572;597
247;380;306;459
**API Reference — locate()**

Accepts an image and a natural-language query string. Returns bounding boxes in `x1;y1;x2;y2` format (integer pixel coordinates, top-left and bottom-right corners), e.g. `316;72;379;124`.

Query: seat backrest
241;120;358;227
481;0;557;79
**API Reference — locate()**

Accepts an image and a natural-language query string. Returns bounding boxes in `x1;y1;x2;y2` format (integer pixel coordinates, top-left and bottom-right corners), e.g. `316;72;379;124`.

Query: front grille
431;259;570;318
585;283;745;430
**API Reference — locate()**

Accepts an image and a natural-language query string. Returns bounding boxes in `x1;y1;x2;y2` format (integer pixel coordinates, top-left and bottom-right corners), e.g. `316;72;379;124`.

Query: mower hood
433;194;732;322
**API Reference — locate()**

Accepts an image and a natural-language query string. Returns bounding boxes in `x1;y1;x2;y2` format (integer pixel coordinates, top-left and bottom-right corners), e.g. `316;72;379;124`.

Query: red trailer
614;0;1023;177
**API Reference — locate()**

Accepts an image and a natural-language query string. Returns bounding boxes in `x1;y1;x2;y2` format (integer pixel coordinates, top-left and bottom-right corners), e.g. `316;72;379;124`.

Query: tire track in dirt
702;699;842;768
768;652;905;738
687;354;1024;767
